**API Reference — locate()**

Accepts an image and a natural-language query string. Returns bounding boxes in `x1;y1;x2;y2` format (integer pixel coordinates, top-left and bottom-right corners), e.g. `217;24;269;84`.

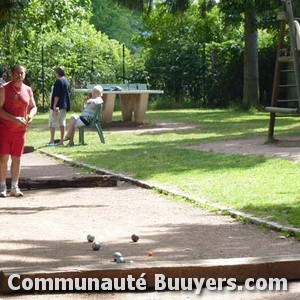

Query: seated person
64;85;103;146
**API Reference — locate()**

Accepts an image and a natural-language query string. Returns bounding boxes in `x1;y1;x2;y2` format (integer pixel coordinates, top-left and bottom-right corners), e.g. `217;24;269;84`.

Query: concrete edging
2;254;300;293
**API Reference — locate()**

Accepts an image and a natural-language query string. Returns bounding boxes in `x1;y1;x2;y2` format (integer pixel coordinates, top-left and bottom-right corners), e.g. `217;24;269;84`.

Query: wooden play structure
265;0;300;141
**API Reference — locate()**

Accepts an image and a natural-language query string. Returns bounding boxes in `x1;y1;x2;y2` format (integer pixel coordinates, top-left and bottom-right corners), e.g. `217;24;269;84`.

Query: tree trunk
293;1;300;17
243;1;259;109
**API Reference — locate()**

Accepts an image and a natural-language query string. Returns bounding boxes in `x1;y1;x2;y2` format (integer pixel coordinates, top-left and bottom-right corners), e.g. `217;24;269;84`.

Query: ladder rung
281;69;295;72
279;48;290;54
277;11;285;20
279;84;297;88
277;99;299;102
278;56;293;62
265;107;300;114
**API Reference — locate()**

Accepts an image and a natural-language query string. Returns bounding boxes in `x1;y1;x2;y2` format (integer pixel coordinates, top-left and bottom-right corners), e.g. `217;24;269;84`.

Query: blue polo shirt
51;77;71;111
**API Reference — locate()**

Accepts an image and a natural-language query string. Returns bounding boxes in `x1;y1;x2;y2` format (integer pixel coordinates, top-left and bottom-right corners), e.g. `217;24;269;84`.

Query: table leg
102;94;115;123
133;93;149;123
120;94;134;121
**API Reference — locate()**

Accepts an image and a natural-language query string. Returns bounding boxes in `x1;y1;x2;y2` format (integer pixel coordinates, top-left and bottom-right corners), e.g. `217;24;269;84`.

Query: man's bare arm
27;93;37;123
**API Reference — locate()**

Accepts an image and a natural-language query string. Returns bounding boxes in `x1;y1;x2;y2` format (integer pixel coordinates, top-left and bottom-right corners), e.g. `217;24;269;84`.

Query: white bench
74;84;163;124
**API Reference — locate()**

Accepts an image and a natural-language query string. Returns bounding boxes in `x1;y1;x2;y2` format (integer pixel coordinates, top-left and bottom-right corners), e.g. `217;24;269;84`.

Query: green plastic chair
78;104;105;145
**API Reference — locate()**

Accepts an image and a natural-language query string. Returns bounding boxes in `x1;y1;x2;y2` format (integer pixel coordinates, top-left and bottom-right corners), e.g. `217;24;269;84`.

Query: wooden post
268;6;287;142
286;0;300;105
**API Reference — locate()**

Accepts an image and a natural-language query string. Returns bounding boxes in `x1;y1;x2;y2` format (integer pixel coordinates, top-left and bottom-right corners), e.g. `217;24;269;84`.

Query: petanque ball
113;252;123;261
131;234;139;242
92;241;101;251
116;256;126;263
87;234;95;243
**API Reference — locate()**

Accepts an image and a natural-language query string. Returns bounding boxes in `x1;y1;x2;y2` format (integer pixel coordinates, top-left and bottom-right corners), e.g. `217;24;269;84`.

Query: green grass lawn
26;109;300;228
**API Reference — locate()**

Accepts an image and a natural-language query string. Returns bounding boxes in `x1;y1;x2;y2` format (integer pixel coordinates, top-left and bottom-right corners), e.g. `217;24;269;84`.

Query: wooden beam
265;106;300;114
6;176;117;190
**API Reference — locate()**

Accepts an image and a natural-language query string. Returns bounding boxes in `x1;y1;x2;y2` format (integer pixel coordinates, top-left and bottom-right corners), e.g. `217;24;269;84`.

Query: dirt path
185;136;300;162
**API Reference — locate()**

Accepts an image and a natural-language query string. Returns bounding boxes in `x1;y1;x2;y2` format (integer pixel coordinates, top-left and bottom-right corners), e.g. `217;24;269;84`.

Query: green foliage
258;29;277;107
42;21;125;84
24;0;92;34
0;0;287;110
163;0;191;14
34;20;127;109
114;0;193;13
205;41;244;107
90;0;142;50
135;1;247;106
0;0;26;23
0;0;91;68
219;0;279;28
291;1;300;18
113;0;147;11
0;0;130;111
125;48;149;83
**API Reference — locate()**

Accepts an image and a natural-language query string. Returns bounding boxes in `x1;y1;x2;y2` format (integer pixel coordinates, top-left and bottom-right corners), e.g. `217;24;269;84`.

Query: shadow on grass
68;143;268;180
241;202;300;228
54;113;300;181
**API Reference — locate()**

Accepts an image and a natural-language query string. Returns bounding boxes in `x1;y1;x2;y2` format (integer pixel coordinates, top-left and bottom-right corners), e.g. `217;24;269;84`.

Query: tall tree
219;0;279;109
112;0;280;108
243;0;259;109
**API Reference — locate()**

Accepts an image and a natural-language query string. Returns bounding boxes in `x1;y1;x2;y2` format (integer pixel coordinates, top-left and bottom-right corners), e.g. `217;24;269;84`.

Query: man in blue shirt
48;67;70;146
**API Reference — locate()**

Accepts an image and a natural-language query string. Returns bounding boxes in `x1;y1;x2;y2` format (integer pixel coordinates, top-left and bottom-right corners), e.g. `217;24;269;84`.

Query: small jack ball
87;234;95;243
148;251;153;257
131;234;139;242
92;241;101;251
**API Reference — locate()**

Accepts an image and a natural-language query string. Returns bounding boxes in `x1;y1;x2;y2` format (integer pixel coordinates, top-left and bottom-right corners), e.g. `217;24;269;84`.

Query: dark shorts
0;129;26;157
79;116;92;126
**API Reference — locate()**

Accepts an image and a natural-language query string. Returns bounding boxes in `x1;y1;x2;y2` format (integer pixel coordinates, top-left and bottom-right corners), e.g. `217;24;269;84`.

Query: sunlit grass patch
26;109;300;227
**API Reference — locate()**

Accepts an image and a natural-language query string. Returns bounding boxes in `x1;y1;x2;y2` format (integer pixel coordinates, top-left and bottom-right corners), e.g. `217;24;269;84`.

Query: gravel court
1;181;300;271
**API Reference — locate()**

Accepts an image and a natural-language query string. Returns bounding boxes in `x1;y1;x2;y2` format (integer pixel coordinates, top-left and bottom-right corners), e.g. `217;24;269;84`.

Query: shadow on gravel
0;221;298;273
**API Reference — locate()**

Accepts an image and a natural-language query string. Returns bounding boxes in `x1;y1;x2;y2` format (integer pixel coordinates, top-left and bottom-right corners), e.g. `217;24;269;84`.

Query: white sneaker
10;186;23;197
0;185;7;198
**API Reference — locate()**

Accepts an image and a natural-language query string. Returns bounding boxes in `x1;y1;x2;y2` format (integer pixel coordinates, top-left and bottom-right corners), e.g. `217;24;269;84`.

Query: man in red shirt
0;65;37;197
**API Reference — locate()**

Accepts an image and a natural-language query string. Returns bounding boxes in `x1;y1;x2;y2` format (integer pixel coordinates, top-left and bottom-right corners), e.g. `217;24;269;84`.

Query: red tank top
0;81;33;132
